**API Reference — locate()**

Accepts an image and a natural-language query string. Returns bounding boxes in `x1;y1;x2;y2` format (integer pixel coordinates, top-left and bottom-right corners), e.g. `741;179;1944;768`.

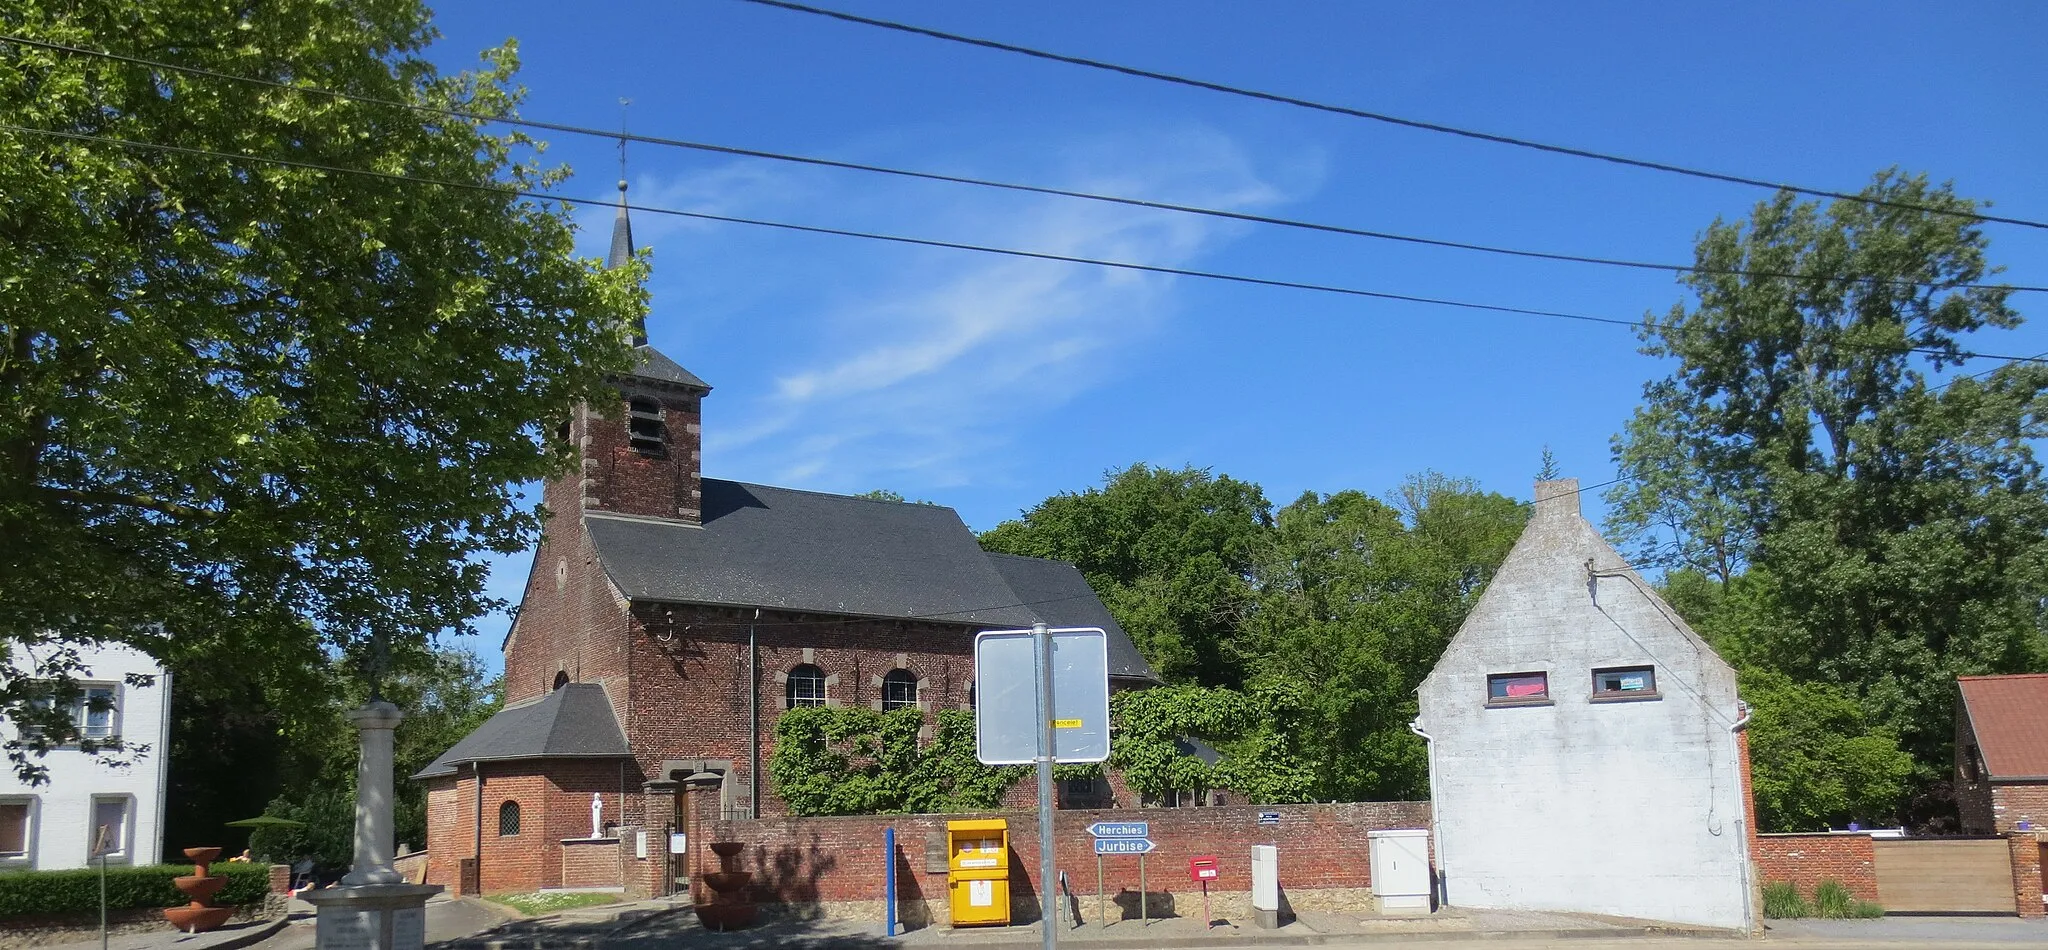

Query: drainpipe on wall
749;608;760;819
1407;719;1448;907
1728;702;1755;932
472;761;483;888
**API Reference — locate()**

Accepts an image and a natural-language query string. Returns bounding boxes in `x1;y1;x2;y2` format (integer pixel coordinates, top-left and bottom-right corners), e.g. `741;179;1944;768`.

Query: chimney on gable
1533;478;1580;522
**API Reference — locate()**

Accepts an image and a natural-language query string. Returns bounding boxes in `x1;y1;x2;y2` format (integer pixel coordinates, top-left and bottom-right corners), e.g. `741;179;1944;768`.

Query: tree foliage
1739;668;1915;832
246;647;500;868
1611;171;2048;821
981;465;1271;685
0;0;640;780
1240;477;1523;800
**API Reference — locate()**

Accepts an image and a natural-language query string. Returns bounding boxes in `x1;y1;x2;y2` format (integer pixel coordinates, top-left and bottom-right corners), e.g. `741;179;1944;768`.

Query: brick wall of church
623;602;984;820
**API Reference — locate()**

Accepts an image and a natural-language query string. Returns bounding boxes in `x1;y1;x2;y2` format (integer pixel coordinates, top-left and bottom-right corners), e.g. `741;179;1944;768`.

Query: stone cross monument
302;700;443;950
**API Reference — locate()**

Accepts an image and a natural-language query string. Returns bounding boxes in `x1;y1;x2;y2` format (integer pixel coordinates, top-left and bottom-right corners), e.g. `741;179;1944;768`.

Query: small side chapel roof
413;684;630;779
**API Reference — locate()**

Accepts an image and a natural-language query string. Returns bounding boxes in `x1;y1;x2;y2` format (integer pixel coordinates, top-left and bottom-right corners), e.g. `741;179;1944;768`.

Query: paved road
248;896;514;950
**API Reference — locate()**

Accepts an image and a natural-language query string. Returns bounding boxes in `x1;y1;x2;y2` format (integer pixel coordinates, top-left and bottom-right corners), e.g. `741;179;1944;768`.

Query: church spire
611;118;647;347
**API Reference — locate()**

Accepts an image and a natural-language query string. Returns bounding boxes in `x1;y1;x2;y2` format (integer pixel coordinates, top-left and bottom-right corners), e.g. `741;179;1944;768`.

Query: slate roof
584;479;1157;681
984;552;1156;681
625;345;710;391
1958;673;2048;779
413;684;630;779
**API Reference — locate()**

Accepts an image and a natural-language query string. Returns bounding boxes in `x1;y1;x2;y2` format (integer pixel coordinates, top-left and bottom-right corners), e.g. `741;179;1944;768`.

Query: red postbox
1189;856;1220;928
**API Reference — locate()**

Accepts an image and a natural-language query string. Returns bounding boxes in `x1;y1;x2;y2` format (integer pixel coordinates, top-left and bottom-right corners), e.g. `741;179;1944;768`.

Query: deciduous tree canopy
0;0;641;779
1609;171;2048;823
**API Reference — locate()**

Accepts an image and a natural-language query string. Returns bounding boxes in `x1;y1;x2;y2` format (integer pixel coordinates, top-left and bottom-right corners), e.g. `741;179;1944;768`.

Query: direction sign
1093;837;1157;856
973;627;1111;765
1087;821;1149;839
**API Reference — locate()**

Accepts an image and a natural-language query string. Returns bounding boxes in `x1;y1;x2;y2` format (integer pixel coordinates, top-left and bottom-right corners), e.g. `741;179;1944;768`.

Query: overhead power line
734;0;2048;233
4;34;2040;295
11;121;2048;370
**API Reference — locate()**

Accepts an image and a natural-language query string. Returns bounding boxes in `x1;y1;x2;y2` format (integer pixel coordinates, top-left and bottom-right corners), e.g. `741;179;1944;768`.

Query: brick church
416;184;1154;895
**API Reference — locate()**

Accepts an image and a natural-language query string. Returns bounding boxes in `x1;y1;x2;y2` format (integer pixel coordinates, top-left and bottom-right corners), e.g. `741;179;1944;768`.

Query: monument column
304;700;443;950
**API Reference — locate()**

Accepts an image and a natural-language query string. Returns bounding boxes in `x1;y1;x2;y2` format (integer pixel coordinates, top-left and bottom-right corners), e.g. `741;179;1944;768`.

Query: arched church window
552;671;569;691
786;664;826;709
882;669;919;711
497;801;521;837
627;397;665;455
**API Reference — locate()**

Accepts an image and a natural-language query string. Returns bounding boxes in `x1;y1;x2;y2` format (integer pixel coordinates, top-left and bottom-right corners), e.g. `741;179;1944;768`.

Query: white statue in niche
590;793;603;839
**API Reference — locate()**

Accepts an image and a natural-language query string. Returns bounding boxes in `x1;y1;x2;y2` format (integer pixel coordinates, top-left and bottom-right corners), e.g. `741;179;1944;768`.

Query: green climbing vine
770;707;1027;816
770;683;1317;816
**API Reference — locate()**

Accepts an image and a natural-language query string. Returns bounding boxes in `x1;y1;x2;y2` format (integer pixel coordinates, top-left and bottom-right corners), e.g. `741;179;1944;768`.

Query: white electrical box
1367;829;1432;913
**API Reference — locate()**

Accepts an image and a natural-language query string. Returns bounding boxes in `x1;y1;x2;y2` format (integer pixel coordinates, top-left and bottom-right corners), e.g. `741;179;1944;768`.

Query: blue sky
421;1;2048;667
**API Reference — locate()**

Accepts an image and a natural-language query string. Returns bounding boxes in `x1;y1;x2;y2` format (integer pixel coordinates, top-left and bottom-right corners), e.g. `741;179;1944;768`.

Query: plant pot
709;841;745;858
162;905;235;934
701;871;753;893
173;876;228;903
183;847;224;865
693;902;756;931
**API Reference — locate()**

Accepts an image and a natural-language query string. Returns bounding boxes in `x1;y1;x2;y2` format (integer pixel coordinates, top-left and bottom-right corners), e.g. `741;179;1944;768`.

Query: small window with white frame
77;684;119;742
1591;665;1658;701
88;796;129;862
0;797;33;862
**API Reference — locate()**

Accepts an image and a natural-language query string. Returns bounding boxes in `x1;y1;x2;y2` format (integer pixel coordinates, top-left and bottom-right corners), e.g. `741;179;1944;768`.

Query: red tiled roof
1958;674;2048;779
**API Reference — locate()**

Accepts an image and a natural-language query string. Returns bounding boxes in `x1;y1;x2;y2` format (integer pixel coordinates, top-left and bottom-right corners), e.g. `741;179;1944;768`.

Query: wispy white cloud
695;124;1307;492
583;123;1312;494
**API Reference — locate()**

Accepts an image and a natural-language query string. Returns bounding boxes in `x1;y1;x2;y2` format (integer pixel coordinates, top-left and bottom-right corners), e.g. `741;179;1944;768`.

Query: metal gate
1871;837;2015;914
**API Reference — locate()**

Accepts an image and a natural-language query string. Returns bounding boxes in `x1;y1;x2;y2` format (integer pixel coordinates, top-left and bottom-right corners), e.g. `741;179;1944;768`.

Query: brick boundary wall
674;801;1429;928
1751;833;1879;904
561;838;624;889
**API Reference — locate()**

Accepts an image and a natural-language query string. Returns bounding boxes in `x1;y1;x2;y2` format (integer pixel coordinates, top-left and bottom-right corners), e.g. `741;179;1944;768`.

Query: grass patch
1812;879;1884;919
1763;880;1811;919
484;891;624;916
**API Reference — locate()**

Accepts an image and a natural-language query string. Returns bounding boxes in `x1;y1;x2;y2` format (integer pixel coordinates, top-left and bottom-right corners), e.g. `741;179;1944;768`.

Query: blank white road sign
974;627;1111;765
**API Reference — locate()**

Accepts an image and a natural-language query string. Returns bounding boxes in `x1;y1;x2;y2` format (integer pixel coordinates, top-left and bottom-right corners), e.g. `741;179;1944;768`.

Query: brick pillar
636;779;678;899
2011;832;2044;918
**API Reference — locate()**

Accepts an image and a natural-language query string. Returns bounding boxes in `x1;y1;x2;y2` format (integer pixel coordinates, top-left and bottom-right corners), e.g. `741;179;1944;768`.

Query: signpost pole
1139;855;1147;925
1202;880;1211;930
1033;622;1056;950
1095;855;1103;929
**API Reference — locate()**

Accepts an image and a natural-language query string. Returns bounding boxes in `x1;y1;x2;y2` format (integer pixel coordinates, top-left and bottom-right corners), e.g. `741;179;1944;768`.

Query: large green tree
0;1;640;780
1242;475;1524;800
1608;171;2048;814
980;464;1272;685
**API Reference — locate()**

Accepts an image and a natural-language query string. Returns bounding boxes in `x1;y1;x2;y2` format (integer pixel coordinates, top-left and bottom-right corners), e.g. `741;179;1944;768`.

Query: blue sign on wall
1086;821;1149;838
1093;837;1157;856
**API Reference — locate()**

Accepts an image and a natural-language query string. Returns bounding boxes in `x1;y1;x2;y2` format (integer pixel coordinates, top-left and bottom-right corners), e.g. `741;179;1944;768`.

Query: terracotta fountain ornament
163;847;235;933
694;842;756;931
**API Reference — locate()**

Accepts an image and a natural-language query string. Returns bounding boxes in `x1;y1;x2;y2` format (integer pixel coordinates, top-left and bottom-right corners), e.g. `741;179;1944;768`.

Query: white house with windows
1412;478;1753;931
1;643;171;869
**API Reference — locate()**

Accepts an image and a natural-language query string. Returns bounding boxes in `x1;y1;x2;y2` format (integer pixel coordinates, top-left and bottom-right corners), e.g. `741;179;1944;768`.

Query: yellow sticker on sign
1053;719;1083;729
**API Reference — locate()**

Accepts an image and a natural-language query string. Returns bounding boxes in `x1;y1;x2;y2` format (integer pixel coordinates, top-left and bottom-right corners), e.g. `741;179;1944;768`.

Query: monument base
303;883;443;950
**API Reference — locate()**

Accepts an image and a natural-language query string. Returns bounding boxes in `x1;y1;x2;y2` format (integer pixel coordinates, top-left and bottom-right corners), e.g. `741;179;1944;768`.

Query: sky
417;1;2048;667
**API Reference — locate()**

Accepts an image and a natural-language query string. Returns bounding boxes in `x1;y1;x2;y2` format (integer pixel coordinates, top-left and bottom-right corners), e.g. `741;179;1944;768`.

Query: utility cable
3;33;2040;294
734;0;2048;232
12;121;2048;370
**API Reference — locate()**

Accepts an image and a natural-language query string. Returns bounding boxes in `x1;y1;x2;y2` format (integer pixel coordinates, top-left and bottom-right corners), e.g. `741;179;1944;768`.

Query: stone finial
1533;478;1581;520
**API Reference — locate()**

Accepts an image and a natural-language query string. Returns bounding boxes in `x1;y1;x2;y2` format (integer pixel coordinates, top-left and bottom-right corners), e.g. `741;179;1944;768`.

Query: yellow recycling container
946;818;1011;926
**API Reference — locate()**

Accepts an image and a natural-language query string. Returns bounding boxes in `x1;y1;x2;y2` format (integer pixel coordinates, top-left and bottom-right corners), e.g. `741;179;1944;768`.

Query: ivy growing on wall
770;682;1318;816
770;707;1027;816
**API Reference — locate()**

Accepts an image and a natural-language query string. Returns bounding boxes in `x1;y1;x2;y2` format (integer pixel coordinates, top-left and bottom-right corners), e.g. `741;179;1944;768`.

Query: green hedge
0;863;271;918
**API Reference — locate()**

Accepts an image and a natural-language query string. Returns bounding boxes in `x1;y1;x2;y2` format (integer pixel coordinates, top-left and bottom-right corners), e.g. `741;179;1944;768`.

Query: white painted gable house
1413;478;1752;930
